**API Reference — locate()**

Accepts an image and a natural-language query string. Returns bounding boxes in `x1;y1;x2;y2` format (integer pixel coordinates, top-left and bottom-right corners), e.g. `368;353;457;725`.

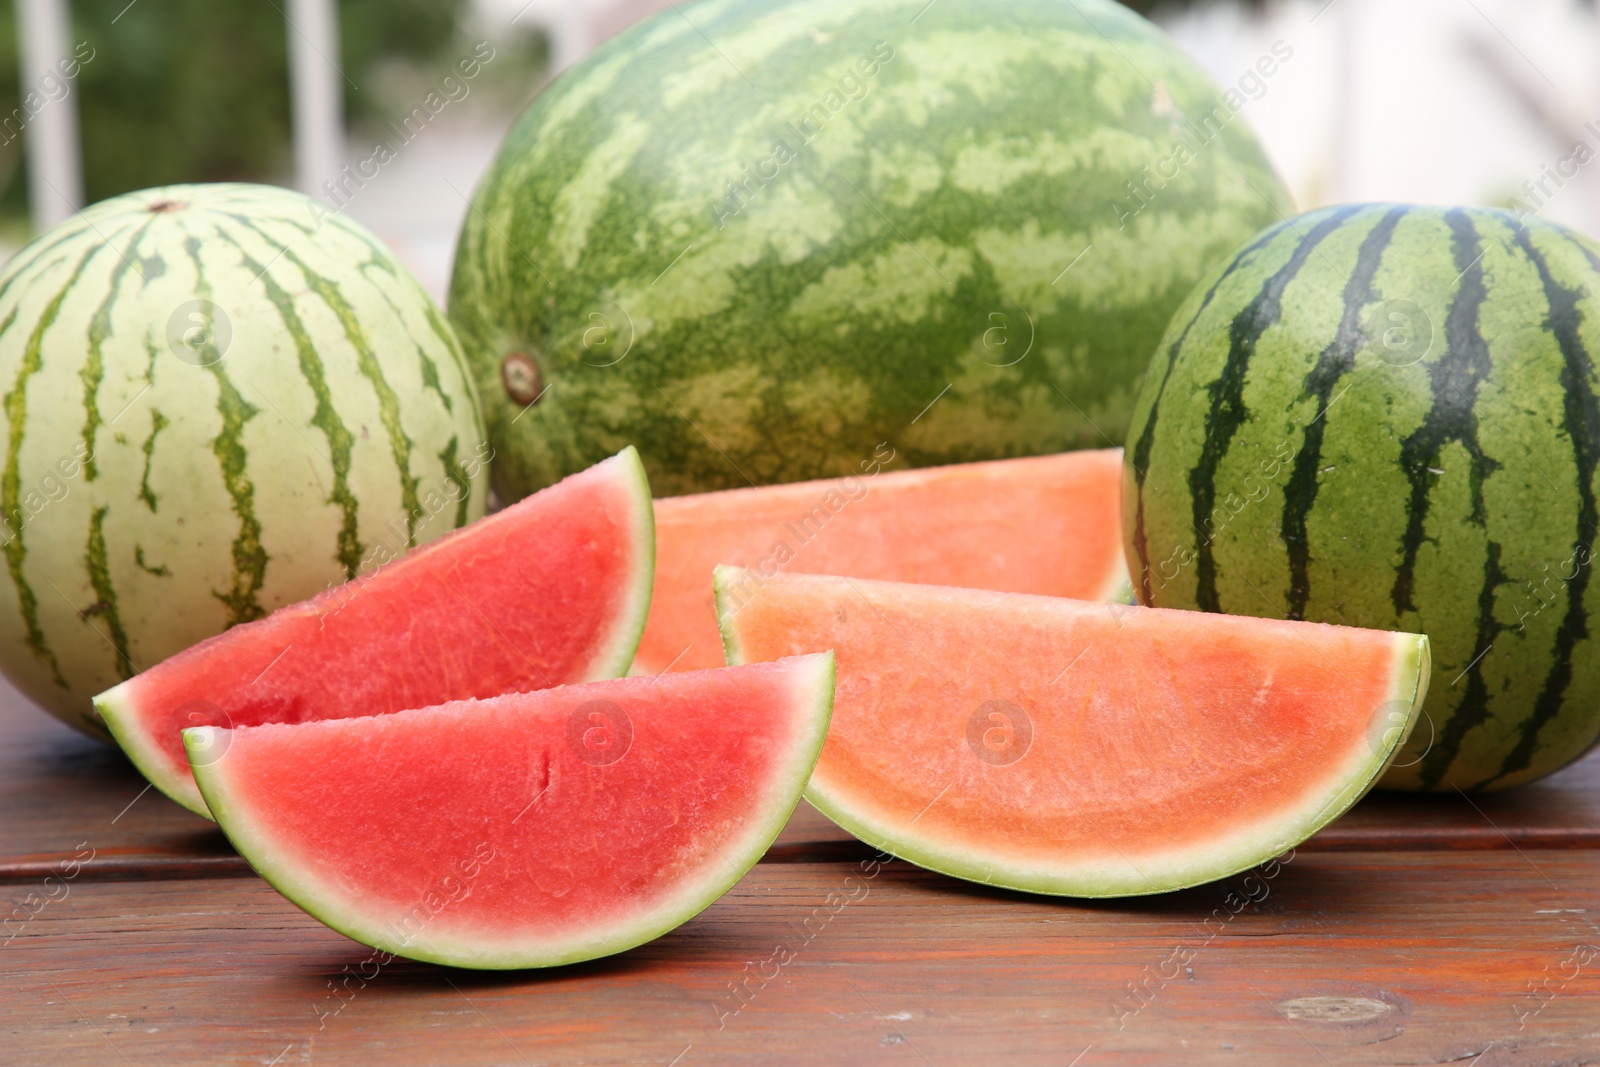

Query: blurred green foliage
0;0;543;226
0;0;1259;229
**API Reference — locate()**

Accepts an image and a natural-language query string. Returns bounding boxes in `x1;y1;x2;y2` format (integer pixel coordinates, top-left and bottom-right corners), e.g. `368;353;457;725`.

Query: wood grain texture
0;682;232;884
3;854;1599;1066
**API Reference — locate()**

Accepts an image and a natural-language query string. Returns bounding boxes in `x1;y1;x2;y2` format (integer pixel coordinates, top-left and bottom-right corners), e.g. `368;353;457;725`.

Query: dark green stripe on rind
370;281;453;414
420;300;483;433
449;0;1292;499
293;251;423;546
134;545;169;577
438;436;472;530
1280;206;1408;620
1187;207;1359;614
1130;203;1600;792
1402;211;1505;791
83;506;134;680
1391;212;1499;614
138;410;168;512
211;228;364;579
141;330;160;382
356;252;485;550
1127;224;1293;604
321;211;401;278
0;184;483;735
136;335;165;511
0;216;111;296
226;215;422;548
3;238;111;688
1534;234;1600;776
183;235;269;626
1483;227;1600;788
81;220;156;482
414;343;451;414
77;222;154;681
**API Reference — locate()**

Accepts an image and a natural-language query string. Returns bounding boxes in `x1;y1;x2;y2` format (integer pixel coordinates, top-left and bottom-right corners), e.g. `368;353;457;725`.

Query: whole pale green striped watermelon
0;183;489;737
450;0;1292;499
1124;202;1600;792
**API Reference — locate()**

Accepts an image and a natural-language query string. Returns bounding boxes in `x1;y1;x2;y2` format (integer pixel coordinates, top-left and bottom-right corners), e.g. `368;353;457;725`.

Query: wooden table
4;680;1599;1066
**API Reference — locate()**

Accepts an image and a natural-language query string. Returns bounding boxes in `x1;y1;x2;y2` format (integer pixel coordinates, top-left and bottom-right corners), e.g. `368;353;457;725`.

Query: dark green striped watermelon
449;0;1291;499
0;184;488;737
1124;203;1600;792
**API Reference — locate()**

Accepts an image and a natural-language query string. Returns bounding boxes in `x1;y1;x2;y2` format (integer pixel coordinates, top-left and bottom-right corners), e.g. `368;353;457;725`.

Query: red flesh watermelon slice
715;569;1430;897
638;450;1129;675
97;448;654;819
185;654;834;969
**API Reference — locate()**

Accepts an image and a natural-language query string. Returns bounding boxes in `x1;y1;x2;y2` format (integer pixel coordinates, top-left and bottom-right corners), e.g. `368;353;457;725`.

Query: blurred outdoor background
0;0;1596;301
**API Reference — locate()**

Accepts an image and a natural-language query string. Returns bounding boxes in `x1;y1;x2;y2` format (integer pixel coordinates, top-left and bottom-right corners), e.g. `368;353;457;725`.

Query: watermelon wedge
186;655;834;969
715;569;1430;897
638;450;1129;675
97;448;654;819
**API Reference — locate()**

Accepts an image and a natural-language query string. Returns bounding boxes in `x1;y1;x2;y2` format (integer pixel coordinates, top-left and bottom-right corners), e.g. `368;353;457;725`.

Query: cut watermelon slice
637;450;1129;675
715;569;1430;897
97;448;655;819
186;655;834;969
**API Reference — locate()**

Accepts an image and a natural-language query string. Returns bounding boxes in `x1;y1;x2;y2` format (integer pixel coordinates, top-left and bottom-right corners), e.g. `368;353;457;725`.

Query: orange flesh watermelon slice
186;654;834;969
637;450;1129;675
715;569;1430;897
97;448;654;819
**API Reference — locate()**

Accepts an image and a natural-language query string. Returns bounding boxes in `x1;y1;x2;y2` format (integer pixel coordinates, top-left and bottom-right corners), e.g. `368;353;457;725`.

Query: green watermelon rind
581;445;657;682
450;0;1294;500
0;183;488;735
95;681;205;815
96;446;657;822
1123;204;1600;791
716;566;1430;897
183;652;835;970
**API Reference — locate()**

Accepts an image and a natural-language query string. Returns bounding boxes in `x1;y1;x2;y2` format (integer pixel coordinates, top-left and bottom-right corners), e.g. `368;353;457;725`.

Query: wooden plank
6;671;1600;882
2;852;1597;1065
0;684;236;884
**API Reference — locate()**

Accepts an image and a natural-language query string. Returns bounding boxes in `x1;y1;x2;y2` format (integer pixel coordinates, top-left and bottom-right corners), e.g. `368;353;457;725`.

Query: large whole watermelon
1124;202;1600;792
0;184;488;736
450;0;1291;498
